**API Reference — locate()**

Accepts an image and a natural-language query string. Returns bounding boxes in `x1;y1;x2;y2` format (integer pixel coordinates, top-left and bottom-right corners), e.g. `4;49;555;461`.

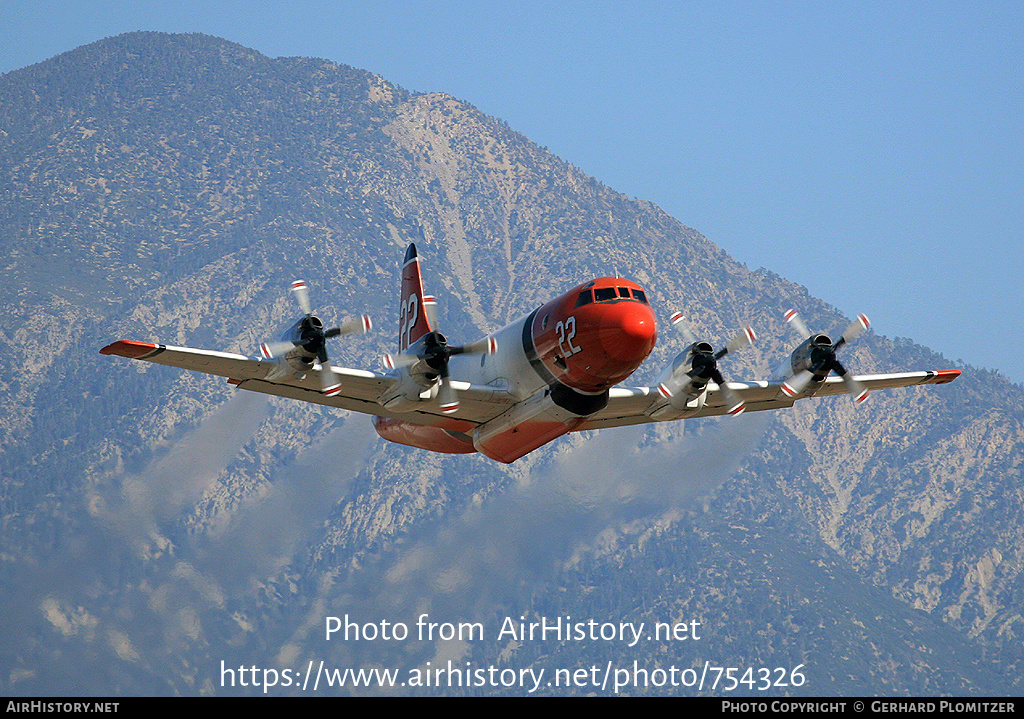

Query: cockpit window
585;285;649;304
575;290;594;307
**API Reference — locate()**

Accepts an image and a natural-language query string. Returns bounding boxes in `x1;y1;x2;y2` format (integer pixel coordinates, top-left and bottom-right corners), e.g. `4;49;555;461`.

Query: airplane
101;244;961;464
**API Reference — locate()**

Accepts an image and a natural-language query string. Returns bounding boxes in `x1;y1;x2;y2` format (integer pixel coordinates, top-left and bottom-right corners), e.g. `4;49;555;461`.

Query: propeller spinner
657;312;756;415
781;309;869;403
260;279;372;396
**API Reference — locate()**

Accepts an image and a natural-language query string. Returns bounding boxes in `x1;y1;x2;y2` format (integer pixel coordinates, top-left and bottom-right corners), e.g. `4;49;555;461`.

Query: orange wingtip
99;340;159;359
934;369;961;384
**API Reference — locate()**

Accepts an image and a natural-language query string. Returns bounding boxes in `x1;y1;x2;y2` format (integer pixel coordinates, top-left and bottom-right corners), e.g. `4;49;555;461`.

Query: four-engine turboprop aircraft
101;244;961;463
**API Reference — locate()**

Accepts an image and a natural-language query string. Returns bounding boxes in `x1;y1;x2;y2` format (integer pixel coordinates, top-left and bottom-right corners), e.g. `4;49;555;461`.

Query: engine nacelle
788;334;834;377
378;371;434;412
378;343;439;411
378;331;489;412
654;341;715;410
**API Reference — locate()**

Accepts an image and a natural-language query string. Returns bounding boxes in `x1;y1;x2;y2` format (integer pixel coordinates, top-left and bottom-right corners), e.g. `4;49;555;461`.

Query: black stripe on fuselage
520;307;609;416
521;308;558;387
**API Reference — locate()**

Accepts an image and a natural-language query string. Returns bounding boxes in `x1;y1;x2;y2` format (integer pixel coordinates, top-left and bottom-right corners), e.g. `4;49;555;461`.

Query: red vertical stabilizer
398;243;435;352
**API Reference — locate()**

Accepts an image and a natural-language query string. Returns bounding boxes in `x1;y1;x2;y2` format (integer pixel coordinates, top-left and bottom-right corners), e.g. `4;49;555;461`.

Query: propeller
384;331;497;414
781;309;869;403
657;312;756;416
260;279;372;396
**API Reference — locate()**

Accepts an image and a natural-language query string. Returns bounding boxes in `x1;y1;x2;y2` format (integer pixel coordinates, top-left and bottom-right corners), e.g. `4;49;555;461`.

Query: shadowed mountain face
1;32;1021;695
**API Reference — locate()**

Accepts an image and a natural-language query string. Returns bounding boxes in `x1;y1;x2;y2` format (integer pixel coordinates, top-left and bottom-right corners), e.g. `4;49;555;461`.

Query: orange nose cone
599;301;658;363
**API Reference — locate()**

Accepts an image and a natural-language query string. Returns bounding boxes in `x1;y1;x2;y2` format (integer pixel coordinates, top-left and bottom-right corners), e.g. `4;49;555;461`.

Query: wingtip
100;340;159;359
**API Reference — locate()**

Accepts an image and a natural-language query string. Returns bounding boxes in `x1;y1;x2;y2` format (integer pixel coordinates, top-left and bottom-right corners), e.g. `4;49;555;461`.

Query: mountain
1;31;1021;696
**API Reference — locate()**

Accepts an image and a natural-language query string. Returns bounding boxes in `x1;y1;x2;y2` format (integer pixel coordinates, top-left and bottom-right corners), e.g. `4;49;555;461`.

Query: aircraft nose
541;285;660;393
599;300;657;362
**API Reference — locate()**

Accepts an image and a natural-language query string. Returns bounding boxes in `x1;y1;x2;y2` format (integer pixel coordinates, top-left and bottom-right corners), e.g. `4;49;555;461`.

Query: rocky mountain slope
1;32;1021;695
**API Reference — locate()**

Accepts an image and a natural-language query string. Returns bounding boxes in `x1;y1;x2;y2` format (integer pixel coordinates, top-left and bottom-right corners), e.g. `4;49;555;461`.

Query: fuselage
373;277;657;462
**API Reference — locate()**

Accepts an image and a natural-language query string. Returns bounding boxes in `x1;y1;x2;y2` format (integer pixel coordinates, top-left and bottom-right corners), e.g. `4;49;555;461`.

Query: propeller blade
784;309;811;338
382;352;419;370
320;359;342;396
260;340;294;359
717;326;757;358
450;336;498;356
831;359;869;404
290;280;312;315
657;371;693;400
438;379;459;413
669;311;698;345
781;368;815;398
316;348;341;395
709;367;744;413
715;380;746;416
437;368;459;413
834;314;870;350
841;372;869;404
326;313;373;339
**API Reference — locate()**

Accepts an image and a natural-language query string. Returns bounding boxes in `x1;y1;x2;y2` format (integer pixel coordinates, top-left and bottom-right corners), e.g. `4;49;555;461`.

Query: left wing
578;369;962;430
100;340;516;425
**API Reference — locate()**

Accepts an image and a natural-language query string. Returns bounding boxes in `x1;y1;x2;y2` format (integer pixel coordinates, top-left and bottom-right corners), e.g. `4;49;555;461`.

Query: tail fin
398;243;435;352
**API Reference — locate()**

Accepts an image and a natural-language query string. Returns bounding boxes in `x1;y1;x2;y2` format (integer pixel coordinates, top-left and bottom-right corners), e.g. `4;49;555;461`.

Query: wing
100;340;516;425
578;369;962;430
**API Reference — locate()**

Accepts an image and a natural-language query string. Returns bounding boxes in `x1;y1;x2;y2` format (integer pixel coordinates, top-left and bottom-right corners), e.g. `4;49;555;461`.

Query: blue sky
4;1;1022;382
